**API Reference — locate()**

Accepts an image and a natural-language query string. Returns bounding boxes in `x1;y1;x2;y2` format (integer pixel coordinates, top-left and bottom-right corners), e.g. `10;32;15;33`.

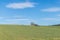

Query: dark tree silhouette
30;22;39;26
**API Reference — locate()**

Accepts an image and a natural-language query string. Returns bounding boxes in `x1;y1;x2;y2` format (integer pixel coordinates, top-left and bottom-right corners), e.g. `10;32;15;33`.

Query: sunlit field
0;25;60;40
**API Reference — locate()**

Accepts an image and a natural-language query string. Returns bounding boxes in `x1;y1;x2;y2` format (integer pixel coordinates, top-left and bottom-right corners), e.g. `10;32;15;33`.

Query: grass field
0;25;60;40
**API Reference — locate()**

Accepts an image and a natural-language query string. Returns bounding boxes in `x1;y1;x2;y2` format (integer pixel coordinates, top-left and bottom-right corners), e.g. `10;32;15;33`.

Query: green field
0;25;60;40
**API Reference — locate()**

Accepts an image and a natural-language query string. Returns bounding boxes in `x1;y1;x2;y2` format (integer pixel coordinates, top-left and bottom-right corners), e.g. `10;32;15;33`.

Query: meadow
0;25;60;40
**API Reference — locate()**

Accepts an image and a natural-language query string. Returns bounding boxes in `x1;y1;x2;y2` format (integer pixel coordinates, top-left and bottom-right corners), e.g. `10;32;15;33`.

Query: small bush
30;22;39;26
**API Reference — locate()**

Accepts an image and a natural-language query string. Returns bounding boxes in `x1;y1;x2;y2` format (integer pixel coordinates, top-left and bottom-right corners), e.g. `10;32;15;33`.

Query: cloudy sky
0;0;60;25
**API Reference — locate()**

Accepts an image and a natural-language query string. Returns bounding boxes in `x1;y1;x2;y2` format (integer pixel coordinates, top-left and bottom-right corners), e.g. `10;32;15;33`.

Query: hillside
0;25;60;40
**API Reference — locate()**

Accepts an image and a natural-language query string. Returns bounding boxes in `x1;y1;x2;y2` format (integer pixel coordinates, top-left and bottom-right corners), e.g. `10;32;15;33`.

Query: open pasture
0;25;60;40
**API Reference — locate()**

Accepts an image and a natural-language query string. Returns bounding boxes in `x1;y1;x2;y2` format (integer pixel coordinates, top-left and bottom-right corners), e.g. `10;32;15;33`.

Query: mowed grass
0;25;60;40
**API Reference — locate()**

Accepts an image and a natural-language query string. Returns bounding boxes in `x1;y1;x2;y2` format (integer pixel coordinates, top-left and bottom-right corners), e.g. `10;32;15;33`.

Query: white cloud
41;7;60;12
0;16;36;24
42;18;57;20
4;18;35;24
0;17;4;19
6;2;37;9
13;15;27;19
42;18;60;21
6;19;30;21
5;18;35;22
57;14;60;16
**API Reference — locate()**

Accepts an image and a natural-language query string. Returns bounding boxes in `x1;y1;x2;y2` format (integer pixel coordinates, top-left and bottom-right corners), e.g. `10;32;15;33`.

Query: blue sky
0;0;60;25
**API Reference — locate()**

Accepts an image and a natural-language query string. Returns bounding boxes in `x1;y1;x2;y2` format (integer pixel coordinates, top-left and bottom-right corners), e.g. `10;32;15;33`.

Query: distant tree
30;22;39;26
31;22;34;25
52;24;60;26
